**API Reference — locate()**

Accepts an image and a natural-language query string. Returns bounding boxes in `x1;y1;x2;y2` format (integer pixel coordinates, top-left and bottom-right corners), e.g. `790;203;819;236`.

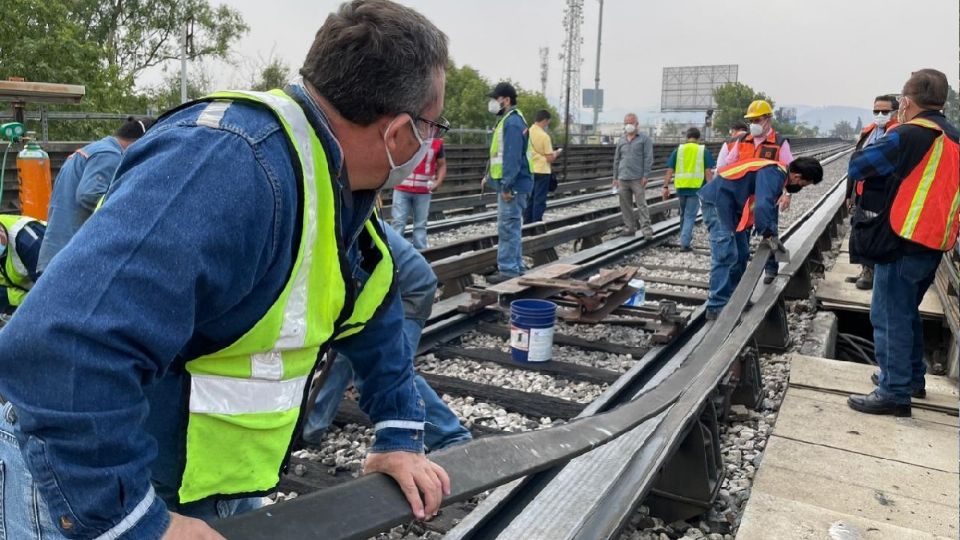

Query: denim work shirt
698;165;786;236
489;109;533;194
36;136;123;272
0;83;424;539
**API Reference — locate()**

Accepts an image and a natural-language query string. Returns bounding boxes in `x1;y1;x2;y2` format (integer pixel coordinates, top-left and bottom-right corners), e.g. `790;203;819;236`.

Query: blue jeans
523;174;551;224
871;251;941;404
304;225;471;450
677;194;700;249
497;192;530;276
0;401;260;538
391;190;431;250
702;202;750;312
304;318;472;451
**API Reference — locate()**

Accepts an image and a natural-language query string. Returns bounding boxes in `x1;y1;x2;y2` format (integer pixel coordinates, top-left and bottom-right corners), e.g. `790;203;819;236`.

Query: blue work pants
871;251;940;404
391;190;431;250
497;192;530;277
702;202;750;312
677;194;700;249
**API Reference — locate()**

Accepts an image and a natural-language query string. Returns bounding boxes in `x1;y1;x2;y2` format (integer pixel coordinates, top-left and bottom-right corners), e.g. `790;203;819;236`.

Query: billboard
582;88;604;111
661;65;739;112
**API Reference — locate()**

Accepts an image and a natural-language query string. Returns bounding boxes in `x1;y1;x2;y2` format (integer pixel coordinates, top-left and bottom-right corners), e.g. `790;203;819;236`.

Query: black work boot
871;372;926;399
847;391;911;417
855;266;874;290
762;273;775;285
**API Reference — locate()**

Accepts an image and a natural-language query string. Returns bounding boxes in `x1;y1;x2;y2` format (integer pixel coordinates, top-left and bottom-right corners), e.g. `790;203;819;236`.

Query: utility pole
559;0;583;180
180;22;189;104
592;0;604;139
539;47;550;97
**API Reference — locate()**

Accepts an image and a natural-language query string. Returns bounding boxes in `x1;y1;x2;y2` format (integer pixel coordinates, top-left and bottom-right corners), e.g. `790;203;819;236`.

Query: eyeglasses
410;114;450;140
872;109;893;115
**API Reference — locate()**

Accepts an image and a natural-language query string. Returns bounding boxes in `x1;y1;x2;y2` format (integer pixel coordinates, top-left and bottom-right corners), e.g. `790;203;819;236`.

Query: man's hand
640;177;649;188
661;186;670;201
501;191;515;203
846;197;855;210
364;451;451;521
480;176;487;191
162;512;226;540
777;193;791;211
430;181;443;193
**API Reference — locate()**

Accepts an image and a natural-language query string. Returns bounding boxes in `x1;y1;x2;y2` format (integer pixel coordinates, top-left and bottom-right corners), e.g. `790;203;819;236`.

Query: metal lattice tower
539;47;550;96
559;0;584;128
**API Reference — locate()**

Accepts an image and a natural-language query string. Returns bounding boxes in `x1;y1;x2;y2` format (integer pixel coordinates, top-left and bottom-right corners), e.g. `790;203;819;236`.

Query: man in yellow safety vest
0;1;453;538
662;127;716;251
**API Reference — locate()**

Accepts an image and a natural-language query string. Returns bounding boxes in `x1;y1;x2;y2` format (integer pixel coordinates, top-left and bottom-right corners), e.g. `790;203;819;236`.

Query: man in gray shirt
612;113;655;237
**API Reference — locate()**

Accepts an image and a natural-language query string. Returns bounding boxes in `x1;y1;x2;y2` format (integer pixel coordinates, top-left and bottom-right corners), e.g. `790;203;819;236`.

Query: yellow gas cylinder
16;139;52;220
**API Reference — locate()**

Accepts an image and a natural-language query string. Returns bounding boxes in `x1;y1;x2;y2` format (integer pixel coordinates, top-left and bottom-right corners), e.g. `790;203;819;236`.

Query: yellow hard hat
744;100;773;119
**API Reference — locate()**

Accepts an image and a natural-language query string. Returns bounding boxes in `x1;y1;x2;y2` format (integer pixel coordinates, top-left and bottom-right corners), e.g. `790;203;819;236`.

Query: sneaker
486;272;517;285
680;246;693;252
762;273;776;285
847;390;911;417
871;372;926;399
641;228;655;238
855;267;874;290
705;309;720;321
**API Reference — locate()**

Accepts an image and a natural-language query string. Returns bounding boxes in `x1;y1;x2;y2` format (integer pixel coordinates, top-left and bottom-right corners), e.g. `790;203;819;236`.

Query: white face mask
749;122;765;138
874;112;891;127
624;124;637;134
488;99;502;115
381;117;431;190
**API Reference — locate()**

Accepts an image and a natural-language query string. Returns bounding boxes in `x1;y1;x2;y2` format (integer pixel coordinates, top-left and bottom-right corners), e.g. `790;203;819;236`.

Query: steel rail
213;146;853;539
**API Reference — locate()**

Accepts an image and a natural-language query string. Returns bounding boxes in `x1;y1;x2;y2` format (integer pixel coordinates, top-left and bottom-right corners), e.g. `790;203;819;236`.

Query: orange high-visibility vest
888;118;960;251
854;119;900;197
734;130;787;164
717;159;787;232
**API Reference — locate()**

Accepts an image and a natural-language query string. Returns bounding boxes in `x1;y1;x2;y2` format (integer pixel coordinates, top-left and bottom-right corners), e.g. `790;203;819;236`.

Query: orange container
16;142;52;220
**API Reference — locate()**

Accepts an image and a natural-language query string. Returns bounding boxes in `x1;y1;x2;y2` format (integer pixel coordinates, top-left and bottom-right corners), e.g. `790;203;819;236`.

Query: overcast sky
190;0;958;119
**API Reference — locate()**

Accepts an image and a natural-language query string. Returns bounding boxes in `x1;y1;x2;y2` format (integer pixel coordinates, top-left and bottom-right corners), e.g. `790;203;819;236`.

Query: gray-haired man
613;113;655;237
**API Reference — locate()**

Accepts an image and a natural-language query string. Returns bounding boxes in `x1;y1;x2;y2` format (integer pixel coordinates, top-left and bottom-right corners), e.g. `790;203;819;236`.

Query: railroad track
214;144;854;540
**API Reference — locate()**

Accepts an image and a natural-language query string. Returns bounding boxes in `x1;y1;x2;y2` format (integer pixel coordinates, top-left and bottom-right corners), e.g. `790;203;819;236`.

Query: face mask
749;123;765;138
381;117;431;190
897;97;909;124
785;183;802;194
624;124;637;134
488;99;502;115
874;112;890;127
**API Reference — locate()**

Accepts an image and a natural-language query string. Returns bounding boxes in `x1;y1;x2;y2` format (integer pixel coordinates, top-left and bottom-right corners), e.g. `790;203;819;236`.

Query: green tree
144;69;214;114
516;90;559;132
945;85;960;128
443;62;491;130
831;120;856;140
252;58;291;92
793;122;820;137
712;82;773;134
0;0;247;140
75;0;248;82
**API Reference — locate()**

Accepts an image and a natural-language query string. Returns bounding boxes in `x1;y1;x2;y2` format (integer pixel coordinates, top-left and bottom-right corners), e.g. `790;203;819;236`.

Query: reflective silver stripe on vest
7;217;35;282
196;101;232;128
190;375;309;414
228;91;319;354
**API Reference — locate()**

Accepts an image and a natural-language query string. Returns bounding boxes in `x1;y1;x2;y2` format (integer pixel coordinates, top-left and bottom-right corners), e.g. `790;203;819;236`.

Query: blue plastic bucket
509;299;557;362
